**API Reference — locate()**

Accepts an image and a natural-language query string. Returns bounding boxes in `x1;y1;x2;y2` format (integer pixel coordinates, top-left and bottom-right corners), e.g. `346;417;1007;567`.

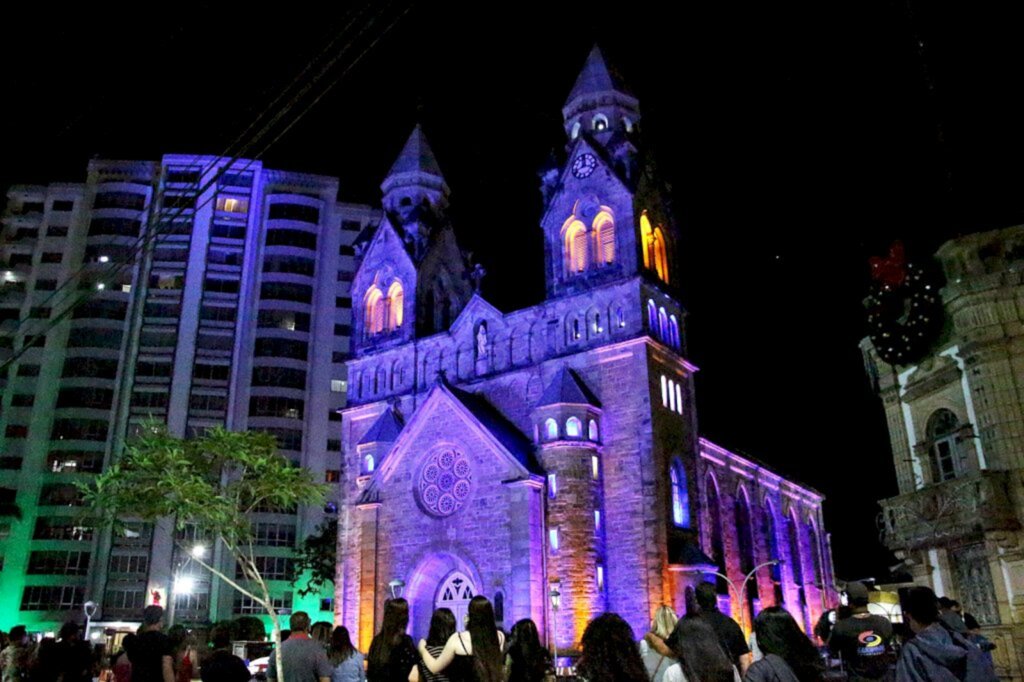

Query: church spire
381;124;449;216
561;45;640;144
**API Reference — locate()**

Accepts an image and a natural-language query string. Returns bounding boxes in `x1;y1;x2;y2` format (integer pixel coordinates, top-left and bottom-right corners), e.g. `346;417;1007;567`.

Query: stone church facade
336;47;837;652
862;225;1024;680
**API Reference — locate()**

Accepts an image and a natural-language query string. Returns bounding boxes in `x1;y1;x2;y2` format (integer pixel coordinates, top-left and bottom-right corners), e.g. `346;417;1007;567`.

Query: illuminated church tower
336;46;836;653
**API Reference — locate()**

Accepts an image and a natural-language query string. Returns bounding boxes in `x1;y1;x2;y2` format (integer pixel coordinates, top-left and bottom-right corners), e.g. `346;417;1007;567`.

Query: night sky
3;1;1023;580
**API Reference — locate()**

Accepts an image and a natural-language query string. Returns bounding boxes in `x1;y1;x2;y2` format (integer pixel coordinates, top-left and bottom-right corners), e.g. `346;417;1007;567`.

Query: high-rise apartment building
0;155;377;632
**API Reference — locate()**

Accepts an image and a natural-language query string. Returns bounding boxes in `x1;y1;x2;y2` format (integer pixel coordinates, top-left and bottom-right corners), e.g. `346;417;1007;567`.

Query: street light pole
681;560;781;633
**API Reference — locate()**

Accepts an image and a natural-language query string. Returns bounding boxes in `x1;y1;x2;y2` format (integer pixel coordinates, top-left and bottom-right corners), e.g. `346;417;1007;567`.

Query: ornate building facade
862;225;1024;680
336;47;838;652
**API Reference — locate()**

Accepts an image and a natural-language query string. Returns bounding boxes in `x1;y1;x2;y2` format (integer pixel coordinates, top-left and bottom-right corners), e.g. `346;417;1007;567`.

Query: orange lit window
216;196;249;214
593;210;615;264
387;281;404;329
640;213;669;283
564;219;588;273
364;286;384;335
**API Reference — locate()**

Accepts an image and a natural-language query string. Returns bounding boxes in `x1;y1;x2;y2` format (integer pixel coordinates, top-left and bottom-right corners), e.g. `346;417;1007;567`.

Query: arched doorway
405;552;483;639
435;571;476;629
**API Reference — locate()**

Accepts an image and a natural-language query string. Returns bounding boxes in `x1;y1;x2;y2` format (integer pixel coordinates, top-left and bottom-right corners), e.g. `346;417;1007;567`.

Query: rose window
419;449;472;517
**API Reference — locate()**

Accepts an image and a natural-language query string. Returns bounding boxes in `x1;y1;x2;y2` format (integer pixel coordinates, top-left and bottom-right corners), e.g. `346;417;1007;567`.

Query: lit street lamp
680;560;782;633
388;579;405;599
548;584;561;661
167;545;206;627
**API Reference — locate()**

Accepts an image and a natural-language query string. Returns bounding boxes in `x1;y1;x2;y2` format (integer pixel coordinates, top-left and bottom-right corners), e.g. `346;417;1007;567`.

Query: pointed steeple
539;368;601;407
561;45;640;144
381;125;449;215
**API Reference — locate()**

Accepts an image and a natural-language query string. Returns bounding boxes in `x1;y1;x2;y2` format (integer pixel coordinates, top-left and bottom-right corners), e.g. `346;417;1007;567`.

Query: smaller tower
381;125;449;259
562;46;641;147
533;368;606;651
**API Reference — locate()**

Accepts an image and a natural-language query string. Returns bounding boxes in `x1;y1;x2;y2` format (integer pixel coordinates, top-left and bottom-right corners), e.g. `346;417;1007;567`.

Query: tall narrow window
594;510;602;531
593;210;615;264
668;379;677;412
387;281;404;330
658;308;668;341
640;213;670;283
647;300;658;331
564;219;588;274
675;383;683;415
547;474;557;498
364;286;384;335
588;419;599;441
660;375;668;407
597;564;605;591
549;528;559;552
669;315;680;350
652;227;669;282
926;409;962;482
544;418;558;441
566;417;582;438
591;455;600;480
362;455;375;474
670;459;690;528
616;308;626;328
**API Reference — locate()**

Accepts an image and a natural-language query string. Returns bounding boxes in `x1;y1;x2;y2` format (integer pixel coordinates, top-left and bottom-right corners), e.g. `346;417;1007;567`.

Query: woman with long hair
367;598;418;682
745;607;824;682
642;606;679;682
410;609;456;682
505;619;552;682
574;613;649;682
418;596;505;682
328;626;365;682
663;616;737;682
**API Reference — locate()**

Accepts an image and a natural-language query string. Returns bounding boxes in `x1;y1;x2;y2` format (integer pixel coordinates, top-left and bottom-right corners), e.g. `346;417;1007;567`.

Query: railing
878;470;1019;550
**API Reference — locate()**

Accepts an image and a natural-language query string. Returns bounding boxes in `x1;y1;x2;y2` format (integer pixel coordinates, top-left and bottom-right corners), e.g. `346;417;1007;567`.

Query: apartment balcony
879;470;1020;551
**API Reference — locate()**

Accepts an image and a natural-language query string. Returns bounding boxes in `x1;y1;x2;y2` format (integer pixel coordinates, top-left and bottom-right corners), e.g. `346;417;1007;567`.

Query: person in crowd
895;587;996;682
745;607;824;682
418;596;504;682
668;583;752;677
112;635;136;682
1;625;35;682
311;622;334;650
129;606;174;682
199;626;248;682
327;626;365;682
29;637;60;682
504;619;552;682
367;598;418;682
54;622;93;682
410;608;456;682
266;611;332;682
937;598;968;634
828;581;894;681
663;615;738;682
573;613;648;682
641;606;678;682
167;626;198;682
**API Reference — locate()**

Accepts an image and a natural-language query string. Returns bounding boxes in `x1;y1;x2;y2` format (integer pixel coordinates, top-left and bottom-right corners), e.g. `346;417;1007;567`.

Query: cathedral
336;46;837;652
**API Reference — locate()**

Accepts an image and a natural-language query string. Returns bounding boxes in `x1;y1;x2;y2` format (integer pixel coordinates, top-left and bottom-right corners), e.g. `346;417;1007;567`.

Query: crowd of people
0;583;1000;682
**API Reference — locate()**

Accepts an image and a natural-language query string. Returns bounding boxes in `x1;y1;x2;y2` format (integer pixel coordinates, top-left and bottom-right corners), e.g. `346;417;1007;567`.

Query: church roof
447;384;543;474
538;368;601;407
358;407;405;445
565;45;633;107
386;124;444;180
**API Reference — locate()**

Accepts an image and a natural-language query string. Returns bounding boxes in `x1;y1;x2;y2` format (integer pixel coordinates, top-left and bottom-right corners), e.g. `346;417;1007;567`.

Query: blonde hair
651;605;678;639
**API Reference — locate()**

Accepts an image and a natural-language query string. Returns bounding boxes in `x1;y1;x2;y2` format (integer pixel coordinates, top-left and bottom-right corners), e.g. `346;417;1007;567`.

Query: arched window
761;501;784;605
544;418;558;441
647;299;658;331
616;308;626;328
591;455;600;480
706;475;727;593
593;210;615;265
735;488;759;618
571;318;581;341
668;379;676;412
658;307;668;341
926;409;962;482
588;419;599;441
660;375;668;407
571;122;581;139
362;454;375;474
788;510;806;608
592;312;602;334
669;315;680;349
564;219;588;274
566;416;582;438
670;458;690;528
807;520;824;588
387;281;404;329
592;114;609;131
640;214;670;283
493;591;505;628
364;286;385;336
675;383;683;415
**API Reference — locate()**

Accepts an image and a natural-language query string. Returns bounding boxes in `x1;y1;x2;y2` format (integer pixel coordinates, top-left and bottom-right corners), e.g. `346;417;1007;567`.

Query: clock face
572;153;597;178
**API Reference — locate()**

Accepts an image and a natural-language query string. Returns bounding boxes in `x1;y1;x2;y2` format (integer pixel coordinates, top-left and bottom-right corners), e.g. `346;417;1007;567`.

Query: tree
292;517;338;598
83;423;327;678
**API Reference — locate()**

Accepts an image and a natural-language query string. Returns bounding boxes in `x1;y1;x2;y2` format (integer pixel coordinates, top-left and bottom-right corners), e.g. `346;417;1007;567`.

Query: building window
565;416;582;438
549;528;559;552
647;300;658;332
362;455;375;474
668;379;677;412
592;114;609;131
640;213;669;283
661;375;668;407
594;510;601;531
593;210;615;264
547;474;557;499
216;195;249;214
588;419;599;442
675;383;683;415
670;459;690;528
658;307;669;341
591;454;600;480
564;219;588;273
926;409;963;482
616;307;626;328
387;281;404;329
331;380;347;393
597;564;605;591
669;315;680;350
544;418;558;441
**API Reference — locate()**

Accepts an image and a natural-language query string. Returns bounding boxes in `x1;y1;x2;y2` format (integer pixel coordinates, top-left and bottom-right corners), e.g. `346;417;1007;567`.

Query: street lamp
548;584;561;661
679;560;782;633
168;544;206;627
388;579;405;599
190;544;207;560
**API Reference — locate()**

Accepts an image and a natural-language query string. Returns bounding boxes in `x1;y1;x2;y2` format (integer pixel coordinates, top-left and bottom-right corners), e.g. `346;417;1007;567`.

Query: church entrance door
435;571;476;629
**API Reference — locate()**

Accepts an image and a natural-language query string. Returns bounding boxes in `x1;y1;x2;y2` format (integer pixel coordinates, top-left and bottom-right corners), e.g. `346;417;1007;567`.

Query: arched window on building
593;210;615;265
387;281;404;330
668;379;676;412
592;114;609;131
761;501;785;605
493;591;505;628
735;488;760;619
647;300;658;333
564;219;588;274
807;519;824;589
658;307;669;342
588;419;599;442
788;510;808;613
616;307;626;328
544;418;558;441
362;454;375;474
669;315;680;350
675;383;683;416
660;375;668;407
926;409;963;482
706;474;727;595
364;286;385;336
565;416;582;438
640;213;669;283
670;458;690;528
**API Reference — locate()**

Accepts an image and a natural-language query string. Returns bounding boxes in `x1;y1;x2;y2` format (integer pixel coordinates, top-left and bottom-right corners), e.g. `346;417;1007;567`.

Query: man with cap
828;581;895;681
